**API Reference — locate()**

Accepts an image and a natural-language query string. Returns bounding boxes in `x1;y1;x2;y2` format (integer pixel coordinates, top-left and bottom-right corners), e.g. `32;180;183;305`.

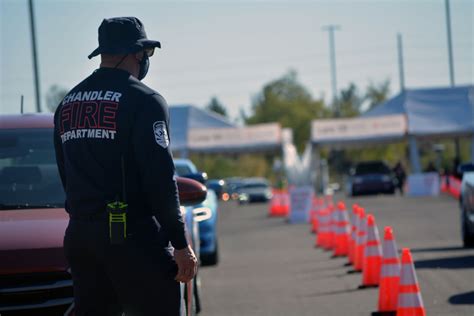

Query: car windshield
0;128;64;209
175;164;193;176
354;162;390;175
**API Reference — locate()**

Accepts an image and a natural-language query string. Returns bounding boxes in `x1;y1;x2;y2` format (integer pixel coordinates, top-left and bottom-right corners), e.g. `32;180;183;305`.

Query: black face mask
137;54;149;81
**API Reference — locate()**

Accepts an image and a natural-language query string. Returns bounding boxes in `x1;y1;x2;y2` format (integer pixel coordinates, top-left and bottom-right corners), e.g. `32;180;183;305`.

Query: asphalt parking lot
199;193;474;316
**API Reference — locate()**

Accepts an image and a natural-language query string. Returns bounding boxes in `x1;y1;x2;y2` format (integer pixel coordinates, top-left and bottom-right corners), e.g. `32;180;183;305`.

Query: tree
336;83;364;118
365;80;390;111
246;70;329;151
45;85;68;112
206;97;228;117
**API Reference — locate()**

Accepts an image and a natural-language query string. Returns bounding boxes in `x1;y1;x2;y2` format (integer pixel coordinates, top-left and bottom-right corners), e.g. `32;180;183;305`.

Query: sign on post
289;186;314;224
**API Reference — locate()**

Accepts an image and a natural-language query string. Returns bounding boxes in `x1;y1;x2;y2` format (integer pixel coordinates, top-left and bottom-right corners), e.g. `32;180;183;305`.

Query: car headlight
353;177;363;184
193;207;212;222
381;175;391;182
239;193;249;200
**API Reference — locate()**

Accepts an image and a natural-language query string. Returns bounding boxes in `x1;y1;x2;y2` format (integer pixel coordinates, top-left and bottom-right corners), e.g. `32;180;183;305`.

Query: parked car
0;114;206;316
224;177;245;200
174;159;219;266
459;163;474;248
207;179;229;201
236;178;272;204
348;161;396;196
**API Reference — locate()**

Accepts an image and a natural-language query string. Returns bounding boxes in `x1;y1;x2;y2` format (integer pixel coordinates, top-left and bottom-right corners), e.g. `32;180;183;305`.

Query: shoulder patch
153;121;169;149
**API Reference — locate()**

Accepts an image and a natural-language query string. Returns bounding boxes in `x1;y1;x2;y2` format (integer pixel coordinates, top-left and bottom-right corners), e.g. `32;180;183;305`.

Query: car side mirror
176;176;207;206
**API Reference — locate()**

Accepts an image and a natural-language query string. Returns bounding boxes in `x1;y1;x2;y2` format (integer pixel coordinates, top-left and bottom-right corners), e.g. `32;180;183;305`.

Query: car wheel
462;211;474;248
201;241;219;266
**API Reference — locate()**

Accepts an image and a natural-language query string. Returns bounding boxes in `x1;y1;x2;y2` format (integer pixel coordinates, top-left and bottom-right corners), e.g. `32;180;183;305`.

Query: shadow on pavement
414;255;474;269
410;246;465;253
303;286;374;298
448;291;474;305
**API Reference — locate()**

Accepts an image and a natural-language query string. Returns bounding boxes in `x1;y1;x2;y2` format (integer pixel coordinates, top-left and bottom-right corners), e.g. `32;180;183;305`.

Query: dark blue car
348;161;396;196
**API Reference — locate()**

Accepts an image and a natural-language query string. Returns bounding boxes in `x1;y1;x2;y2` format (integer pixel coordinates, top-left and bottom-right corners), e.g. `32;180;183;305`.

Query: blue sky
1;0;472;120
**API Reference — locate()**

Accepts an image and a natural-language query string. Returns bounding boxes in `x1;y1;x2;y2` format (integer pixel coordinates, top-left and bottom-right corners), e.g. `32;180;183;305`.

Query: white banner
311;114;407;143
289;186;314;224
407;173;440;197
187;123;281;150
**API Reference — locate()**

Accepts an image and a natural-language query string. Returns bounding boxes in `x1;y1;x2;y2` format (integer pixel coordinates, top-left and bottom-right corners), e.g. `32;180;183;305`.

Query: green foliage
198;72;471;182
418;138;472;173
335;83;364;117
327;80;393;177
365;80;390;111
205;97;228;117
246;70;329;152
189;153;273;180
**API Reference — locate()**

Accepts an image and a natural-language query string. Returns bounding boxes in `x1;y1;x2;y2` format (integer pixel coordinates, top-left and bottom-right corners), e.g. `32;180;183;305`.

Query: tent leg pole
454;137;461;161
471;135;474;164
312;145;321;194
409;136;421;173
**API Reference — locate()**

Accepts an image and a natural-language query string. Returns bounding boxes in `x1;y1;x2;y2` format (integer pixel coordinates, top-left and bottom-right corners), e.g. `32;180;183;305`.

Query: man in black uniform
53;17;197;315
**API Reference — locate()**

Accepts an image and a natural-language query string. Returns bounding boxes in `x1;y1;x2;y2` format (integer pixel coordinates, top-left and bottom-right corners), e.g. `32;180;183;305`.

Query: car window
0;129;65;209
175;164;193;176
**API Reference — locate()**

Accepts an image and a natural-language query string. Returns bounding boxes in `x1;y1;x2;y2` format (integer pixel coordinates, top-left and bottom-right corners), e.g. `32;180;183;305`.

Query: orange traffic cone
372;226;400;316
360;214;382;288
316;207;330;248
268;189;281;216
354;208;367;272
325;204;336;250
348;204;360;265
333;201;351;256
310;197;323;233
396;248;426;316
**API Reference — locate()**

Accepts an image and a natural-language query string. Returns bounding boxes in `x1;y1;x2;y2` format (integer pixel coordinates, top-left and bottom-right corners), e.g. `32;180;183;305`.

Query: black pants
64;217;181;316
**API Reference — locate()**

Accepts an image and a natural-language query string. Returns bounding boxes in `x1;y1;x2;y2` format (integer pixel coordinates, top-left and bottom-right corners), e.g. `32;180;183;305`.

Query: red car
0;113;206;315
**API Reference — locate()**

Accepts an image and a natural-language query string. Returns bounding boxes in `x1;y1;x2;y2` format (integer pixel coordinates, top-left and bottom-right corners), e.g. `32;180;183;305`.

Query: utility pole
445;0;455;87
445;0;461;161
28;0;41;112
397;33;406;92
322;25;340;116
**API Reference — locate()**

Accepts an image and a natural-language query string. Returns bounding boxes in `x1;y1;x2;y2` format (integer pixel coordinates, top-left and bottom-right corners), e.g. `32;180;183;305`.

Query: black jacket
54;68;187;249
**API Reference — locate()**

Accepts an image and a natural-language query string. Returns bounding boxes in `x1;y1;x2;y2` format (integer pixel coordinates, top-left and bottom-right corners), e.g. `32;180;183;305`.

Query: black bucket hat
88;17;161;59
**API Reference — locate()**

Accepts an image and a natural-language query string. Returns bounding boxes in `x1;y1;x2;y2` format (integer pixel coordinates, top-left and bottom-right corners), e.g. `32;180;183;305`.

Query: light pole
445;0;455;87
28;0;41;112
322;25;341;116
397;33;406;92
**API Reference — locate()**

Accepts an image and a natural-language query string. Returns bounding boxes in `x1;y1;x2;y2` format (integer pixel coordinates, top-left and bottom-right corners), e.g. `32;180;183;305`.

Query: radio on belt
108;200;127;244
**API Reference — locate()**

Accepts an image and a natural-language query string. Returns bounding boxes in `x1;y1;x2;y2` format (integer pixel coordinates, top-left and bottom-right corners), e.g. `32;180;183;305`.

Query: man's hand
174;245;198;283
